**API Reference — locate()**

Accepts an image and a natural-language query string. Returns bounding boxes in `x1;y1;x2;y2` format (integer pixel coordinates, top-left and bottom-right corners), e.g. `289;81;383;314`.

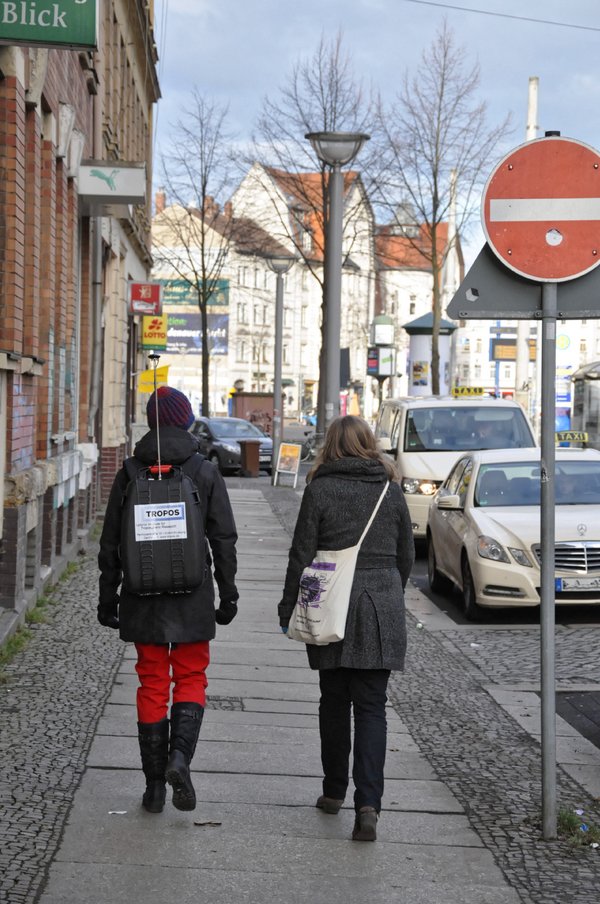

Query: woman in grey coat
278;415;414;841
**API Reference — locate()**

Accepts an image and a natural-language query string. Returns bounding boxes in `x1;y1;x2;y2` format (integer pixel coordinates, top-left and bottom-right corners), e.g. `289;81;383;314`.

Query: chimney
224;201;233;220
155;187;166;214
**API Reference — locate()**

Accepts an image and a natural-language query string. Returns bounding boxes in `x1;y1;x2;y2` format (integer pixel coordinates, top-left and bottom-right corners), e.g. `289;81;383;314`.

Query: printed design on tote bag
298;561;336;608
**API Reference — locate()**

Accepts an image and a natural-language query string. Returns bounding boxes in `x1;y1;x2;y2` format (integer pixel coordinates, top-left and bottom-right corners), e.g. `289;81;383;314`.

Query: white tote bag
287;482;389;645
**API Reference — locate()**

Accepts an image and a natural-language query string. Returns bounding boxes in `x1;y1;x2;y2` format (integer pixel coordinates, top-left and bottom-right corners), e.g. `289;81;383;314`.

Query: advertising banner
166;312;228;355
160;279;229;306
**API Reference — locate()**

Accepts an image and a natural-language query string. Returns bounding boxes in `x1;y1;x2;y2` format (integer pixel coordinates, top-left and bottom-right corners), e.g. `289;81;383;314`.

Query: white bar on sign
489;197;600;222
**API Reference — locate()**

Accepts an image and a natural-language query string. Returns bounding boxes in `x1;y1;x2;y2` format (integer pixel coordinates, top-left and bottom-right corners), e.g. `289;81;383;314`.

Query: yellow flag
138;365;170;393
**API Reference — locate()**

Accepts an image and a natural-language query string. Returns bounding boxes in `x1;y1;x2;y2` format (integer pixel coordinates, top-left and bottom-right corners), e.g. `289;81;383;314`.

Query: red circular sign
482;136;600;282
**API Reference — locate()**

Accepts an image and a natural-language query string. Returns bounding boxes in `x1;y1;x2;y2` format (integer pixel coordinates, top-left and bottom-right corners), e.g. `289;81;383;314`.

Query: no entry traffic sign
482;136;600;282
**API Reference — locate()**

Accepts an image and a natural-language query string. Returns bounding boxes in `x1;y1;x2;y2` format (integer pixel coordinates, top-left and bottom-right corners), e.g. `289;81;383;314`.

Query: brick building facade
0;1;159;635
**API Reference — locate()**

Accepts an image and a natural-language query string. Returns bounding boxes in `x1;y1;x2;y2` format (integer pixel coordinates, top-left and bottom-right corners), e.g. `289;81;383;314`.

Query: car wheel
208;451;223;474
427;535;452;594
461;555;482;621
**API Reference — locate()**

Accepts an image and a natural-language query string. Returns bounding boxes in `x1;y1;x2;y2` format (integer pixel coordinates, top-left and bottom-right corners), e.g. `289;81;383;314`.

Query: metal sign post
448;132;600;840
540;283;557;838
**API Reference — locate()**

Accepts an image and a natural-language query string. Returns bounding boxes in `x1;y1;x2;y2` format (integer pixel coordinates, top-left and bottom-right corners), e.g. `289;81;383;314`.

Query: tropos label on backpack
133;502;188;542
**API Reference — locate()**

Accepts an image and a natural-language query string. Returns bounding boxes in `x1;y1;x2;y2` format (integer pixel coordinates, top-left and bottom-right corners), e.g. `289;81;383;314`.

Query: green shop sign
160;278;229;307
0;1;98;50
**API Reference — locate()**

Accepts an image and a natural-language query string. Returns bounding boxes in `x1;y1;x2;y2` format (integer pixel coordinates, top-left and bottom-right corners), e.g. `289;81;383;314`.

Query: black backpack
120;456;208;596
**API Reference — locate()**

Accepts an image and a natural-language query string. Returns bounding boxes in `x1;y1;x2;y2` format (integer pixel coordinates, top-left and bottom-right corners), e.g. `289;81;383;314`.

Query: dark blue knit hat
147;386;194;430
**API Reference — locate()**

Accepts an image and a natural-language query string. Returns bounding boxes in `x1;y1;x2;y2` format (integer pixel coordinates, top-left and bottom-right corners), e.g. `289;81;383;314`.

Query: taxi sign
555;430;588;444
452;386;485;397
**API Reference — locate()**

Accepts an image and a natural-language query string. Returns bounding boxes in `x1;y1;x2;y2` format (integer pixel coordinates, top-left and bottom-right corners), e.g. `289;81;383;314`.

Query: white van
375;396;537;537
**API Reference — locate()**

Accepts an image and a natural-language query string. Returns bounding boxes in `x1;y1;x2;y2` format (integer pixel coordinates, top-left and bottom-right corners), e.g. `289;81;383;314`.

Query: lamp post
305;131;370;430
264;254;296;482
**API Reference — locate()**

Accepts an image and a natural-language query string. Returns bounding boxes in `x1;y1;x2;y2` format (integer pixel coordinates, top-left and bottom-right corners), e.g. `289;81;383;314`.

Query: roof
266;166;360;262
403;312;457;334
376;223;449;270
229;217;291;258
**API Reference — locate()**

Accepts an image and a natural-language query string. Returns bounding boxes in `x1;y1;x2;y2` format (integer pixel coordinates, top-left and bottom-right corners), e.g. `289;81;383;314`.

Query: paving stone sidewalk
0;479;599;902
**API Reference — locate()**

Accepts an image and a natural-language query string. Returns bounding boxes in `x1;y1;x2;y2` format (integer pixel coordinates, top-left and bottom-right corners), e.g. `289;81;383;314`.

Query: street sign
482;136;600;282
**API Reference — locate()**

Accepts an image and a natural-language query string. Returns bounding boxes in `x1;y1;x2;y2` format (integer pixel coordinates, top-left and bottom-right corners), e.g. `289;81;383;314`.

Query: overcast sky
151;0;600;264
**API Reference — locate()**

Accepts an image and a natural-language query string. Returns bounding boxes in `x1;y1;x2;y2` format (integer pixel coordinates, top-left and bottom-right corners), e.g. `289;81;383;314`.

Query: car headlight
508;547;533;567
477;535;510;563
222;442;240;454
401;478;440;495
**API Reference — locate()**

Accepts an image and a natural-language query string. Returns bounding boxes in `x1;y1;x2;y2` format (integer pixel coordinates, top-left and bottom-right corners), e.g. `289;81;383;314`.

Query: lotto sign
142;315;167;349
482;136;600;282
129;281;163;316
134;503;187;542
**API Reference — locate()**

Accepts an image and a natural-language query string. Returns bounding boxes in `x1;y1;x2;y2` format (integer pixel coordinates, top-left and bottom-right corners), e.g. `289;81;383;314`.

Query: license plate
555;575;600;591
259;456;270;462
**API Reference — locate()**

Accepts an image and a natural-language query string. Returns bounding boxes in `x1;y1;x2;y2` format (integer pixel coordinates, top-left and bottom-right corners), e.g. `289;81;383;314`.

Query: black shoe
166;703;203;812
352;806;378;841
138;718;169;814
316;795;344;814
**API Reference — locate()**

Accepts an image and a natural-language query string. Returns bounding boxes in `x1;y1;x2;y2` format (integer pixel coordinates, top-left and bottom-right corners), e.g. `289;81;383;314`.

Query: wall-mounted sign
78;162;146;209
142;315;167;350
0;0;98;49
129;282;163;316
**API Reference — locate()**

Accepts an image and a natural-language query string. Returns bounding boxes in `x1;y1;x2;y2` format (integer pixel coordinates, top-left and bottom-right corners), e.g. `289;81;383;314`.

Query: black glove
97;598;120;629
215;600;238;625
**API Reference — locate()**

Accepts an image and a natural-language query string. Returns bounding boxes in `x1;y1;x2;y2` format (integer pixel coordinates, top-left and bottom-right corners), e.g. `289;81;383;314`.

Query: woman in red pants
97;386;238;813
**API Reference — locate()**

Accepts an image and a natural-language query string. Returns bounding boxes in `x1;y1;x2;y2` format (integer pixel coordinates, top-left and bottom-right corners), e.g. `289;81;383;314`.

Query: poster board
274;443;302;488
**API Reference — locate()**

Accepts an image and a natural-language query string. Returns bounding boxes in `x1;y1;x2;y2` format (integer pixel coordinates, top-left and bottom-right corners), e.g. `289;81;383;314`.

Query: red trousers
135;641;210;723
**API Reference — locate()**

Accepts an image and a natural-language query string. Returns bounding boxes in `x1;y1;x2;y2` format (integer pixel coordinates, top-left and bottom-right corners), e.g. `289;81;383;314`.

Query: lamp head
305;131;370;167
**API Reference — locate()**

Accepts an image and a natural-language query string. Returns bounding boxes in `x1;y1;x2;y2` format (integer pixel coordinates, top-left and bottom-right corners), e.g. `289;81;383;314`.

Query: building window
283;344;290;365
462;364;469;379
253;305;261;325
301;306;308;328
489;364;496;380
237;302;247;324
474;365;481;379
409;302;415;315
237;341;247;362
476;338;482;353
503;365;511;380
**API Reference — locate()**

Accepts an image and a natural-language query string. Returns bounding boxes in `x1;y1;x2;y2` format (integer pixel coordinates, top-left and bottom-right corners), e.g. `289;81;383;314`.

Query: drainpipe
87;219;103;437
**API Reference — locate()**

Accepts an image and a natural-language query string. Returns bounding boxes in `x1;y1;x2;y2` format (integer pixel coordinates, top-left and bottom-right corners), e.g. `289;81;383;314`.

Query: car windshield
404;406;534;453
474;460;600;507
210;419;264;439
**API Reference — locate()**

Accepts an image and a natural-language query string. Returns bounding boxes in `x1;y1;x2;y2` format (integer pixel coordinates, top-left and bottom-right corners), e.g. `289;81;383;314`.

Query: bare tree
154;90;235;416
378;21;511;394
247;31;381;431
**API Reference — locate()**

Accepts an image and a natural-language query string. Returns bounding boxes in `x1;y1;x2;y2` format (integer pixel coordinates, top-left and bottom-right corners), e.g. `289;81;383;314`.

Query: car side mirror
436;494;461;510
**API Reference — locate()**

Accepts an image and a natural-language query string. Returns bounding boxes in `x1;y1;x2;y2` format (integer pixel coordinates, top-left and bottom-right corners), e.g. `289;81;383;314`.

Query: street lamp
306;130;370;429
264;254;296;482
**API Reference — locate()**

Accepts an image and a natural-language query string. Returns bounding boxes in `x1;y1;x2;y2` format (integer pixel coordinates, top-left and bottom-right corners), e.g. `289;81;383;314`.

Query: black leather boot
165;702;204;811
138;718;169;813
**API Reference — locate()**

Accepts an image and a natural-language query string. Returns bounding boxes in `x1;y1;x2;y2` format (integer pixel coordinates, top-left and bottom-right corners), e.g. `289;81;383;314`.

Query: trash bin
238;439;261;478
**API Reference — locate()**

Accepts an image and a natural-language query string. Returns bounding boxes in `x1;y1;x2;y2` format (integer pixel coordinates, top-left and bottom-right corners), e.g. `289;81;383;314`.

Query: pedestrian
278;415;414;841
97;385;239;814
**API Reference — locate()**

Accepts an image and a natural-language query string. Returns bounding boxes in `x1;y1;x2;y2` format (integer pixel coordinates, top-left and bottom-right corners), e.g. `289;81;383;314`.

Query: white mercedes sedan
426;448;600;619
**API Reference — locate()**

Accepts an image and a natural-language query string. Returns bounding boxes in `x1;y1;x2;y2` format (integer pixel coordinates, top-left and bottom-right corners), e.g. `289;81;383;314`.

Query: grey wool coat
278;457;415;671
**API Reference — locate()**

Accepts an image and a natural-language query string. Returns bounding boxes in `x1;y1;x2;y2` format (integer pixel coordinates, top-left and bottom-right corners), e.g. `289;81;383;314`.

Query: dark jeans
318;667;390;813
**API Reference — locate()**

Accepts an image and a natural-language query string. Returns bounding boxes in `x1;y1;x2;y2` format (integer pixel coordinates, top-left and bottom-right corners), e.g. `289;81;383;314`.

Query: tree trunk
200;303;210;416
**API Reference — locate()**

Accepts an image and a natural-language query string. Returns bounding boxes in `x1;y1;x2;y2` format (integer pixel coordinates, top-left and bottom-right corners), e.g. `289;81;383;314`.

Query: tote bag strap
357;481;390;549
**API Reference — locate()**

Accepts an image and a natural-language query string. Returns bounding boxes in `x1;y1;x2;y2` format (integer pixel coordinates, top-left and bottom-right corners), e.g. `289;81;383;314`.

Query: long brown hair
307;415;399;483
